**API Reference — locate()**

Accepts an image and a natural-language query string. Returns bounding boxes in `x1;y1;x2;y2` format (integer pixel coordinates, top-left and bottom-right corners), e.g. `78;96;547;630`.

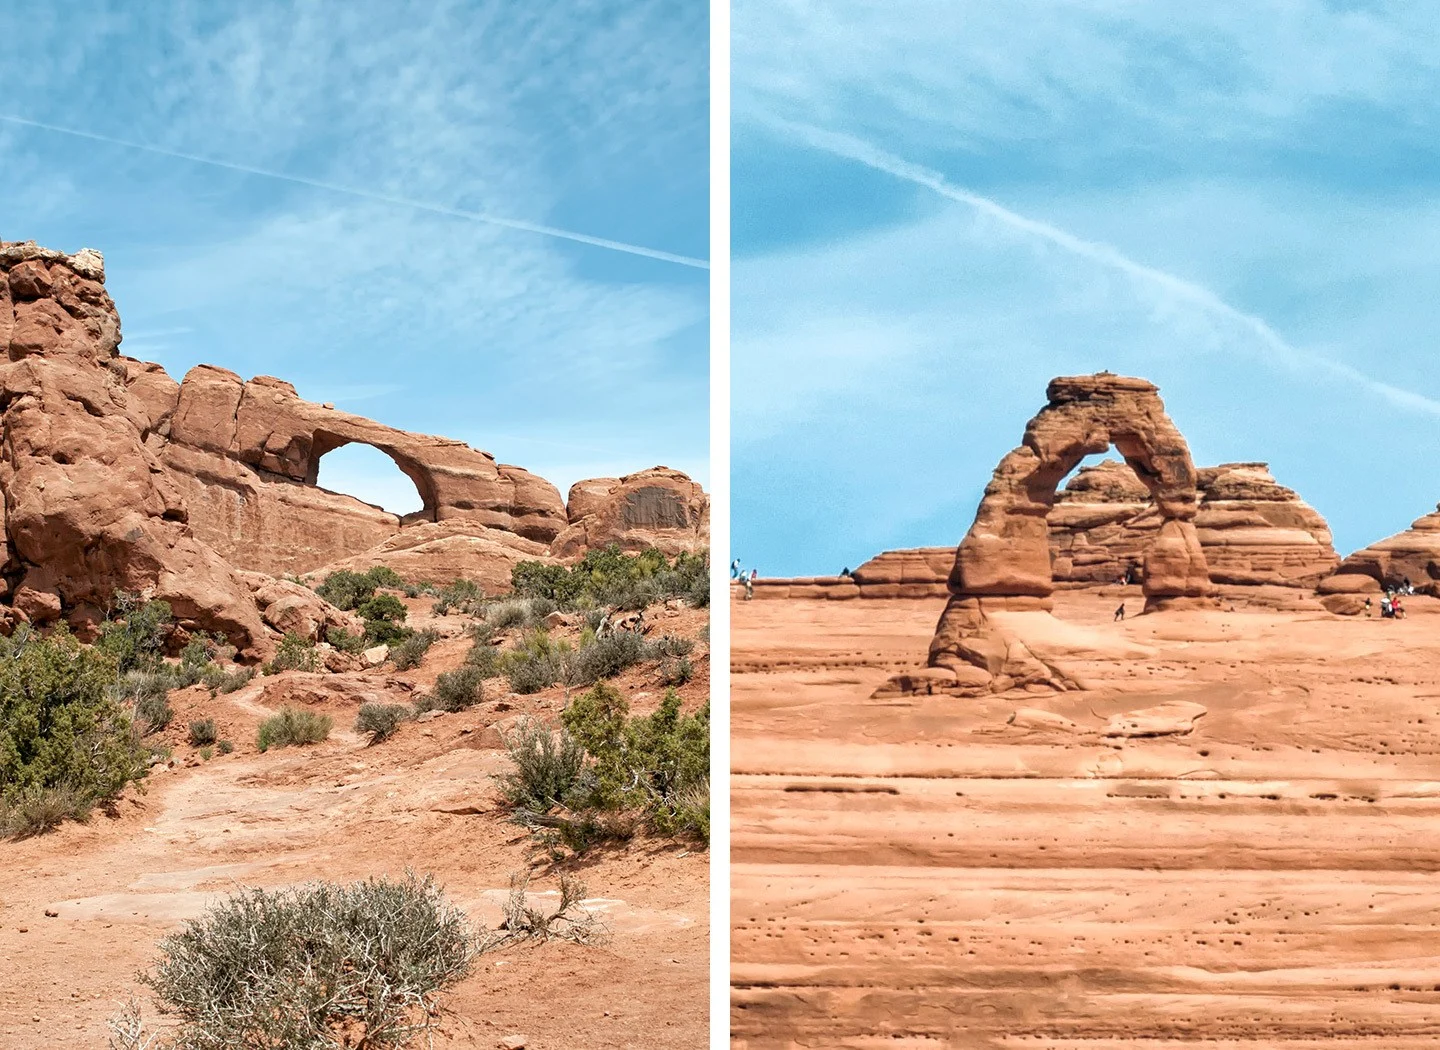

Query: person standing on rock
731;558;742;580
1114;601;1125;622
743;573;755;600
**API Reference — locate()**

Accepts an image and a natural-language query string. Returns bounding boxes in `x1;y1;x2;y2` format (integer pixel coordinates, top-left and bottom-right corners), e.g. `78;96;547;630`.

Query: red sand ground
0;598;709;1049
731;590;1440;1048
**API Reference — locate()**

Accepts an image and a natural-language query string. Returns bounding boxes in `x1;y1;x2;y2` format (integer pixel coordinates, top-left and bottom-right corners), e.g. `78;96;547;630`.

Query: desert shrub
464;640;504;679
199;746;214;761
476;871;606;951
256;707;332;752
389;630;437;671
264;633;320;674
0;627;147;834
431;578;484;616
325;627;367;654
511;546;710;611
649;634;696;659
187;718;218;747
660;655;694;686
501;629;565;694
216;739;235;755
0;784;92;839
563;684;709;817
138;872;473;1049
481;597;554;630
175;635;215;686
97;592;174;674
108;671;175;735
202;666;254;695
655;778;710;843
495;718;586;814
314;566;403;611
355;702;413;744
422;666;485;713
571;630;646;685
357;592;407;625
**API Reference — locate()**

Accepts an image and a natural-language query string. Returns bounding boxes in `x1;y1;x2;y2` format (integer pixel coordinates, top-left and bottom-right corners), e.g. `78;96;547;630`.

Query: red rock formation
552;467;709;559
1050;461;1338;589
0;242;268;650
309;520;555;595
921;374;1214;695
0;240;710;649
1320;505;1440;599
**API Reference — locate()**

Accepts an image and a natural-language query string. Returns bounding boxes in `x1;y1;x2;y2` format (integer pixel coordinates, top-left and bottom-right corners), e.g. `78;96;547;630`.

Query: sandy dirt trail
0;623;709;1049
731;593;1440;1047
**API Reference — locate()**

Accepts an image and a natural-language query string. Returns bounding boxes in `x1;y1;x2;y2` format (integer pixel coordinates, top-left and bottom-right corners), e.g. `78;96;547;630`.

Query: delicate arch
922;374;1212;692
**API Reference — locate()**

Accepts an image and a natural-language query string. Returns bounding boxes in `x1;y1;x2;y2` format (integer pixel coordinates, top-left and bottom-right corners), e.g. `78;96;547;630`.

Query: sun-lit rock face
0;240;708;649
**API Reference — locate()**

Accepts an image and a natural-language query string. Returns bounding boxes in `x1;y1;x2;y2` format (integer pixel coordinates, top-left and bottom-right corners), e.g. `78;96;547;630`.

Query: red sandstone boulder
551;467;709;559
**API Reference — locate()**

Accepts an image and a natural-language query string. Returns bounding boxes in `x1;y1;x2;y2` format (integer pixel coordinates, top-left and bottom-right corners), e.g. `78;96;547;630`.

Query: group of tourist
731;558;758;599
1370;577;1417;619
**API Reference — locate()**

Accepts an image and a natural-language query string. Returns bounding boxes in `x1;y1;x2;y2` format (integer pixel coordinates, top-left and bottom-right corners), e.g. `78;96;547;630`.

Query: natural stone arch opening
309;432;437;522
944;374;1211;606
888;374;1215;699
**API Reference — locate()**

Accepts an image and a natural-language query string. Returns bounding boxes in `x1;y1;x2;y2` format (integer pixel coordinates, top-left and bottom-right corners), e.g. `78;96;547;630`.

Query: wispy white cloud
769;118;1440;419
0;113;706;268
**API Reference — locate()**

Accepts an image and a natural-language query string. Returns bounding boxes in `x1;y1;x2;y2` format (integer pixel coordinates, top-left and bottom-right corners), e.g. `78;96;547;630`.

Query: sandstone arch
308;432;437;523
913;374;1212;696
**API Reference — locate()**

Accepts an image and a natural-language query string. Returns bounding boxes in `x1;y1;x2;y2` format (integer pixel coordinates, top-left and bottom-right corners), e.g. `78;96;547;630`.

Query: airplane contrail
773;117;1440;418
0;113;709;270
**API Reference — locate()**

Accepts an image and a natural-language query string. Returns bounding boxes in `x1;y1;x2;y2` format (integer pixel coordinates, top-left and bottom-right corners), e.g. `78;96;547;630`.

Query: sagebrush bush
482;597;552;630
188;718;218;747
138;872;473;1049
256;707;332;752
388;630;436;671
355;702;413;743
422;666;485;713
660;655;694;686
572;630;646;684
465;640;503;679
264;633;320;674
216;739;235;755
496;718;586;814
649;634;696;659
202;666;254;695
0;627;147;836
431;578;484;616
501;629;565;694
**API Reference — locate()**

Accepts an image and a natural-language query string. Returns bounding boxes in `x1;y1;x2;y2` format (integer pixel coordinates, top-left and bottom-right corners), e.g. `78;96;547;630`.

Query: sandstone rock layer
552;467;709;559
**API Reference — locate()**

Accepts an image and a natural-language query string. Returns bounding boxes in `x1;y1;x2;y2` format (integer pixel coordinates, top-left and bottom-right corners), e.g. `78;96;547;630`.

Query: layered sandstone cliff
752;460;1336;602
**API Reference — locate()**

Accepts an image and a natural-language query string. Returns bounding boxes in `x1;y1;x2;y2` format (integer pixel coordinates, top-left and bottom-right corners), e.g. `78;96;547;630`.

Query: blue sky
733;0;1440;576
0;1;708;514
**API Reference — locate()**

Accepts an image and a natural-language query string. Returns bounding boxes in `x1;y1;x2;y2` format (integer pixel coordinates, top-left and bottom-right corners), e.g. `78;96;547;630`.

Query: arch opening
313;441;428;518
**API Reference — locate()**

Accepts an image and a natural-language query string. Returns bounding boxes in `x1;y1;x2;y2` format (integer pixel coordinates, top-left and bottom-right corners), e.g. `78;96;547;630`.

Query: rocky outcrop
309;520;555;595
1320;506;1440;598
912;374;1213;696
0;240;708;651
552;467;709;559
1050;460;1338;589
0;241;268;651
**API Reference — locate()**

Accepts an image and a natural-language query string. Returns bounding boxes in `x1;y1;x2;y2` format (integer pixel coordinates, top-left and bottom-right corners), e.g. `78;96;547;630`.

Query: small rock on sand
1104;700;1207;737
